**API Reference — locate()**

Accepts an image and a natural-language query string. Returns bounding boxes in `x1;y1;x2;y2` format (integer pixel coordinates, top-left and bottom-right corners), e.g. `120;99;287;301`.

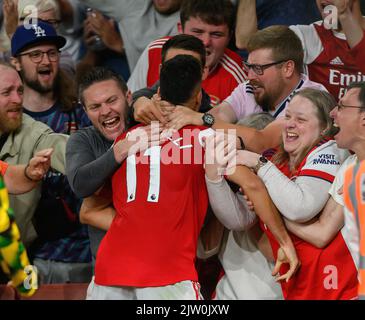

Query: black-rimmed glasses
337;102;364;111
243;60;288;76
17;49;60;63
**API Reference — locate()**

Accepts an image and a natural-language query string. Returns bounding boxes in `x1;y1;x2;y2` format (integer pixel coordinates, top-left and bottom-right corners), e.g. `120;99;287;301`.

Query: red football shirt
95;125;210;287
307;24;365;101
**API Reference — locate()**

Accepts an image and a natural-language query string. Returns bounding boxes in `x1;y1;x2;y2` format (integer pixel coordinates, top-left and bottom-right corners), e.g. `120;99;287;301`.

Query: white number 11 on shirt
126;146;161;203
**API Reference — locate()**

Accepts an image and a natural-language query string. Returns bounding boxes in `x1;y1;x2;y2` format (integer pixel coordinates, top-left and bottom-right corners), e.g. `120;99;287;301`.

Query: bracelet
24;164;40;182
238;136;245;150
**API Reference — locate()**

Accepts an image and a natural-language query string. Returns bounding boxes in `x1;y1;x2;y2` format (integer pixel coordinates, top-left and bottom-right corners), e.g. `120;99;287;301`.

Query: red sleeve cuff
0;161;9;176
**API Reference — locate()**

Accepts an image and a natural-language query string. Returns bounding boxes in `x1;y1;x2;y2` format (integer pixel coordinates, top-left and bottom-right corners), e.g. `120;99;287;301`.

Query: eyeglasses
17;49;60;63
243;60;288;76
337;102;364;111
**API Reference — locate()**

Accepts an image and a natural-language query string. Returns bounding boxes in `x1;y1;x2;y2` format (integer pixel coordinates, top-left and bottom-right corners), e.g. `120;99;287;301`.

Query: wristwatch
254;155;268;173
202;112;215;127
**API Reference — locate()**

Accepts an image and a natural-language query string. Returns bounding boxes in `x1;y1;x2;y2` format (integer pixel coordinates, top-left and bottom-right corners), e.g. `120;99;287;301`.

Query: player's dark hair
180;0;235;34
161;34;206;69
159;55;202;106
78;67;128;106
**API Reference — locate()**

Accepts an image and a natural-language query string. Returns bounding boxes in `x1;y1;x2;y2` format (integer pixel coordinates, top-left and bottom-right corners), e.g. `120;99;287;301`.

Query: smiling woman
207;88;358;299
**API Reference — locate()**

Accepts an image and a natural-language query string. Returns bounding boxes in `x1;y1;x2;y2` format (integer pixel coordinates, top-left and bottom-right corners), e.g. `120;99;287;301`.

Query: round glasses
17;49;60;63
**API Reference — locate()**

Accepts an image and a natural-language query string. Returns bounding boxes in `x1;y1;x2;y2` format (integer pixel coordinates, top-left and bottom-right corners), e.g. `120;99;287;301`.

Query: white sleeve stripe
148;37;170;48
221;56;247;83
149;44;164;50
221;60;245;84
222;53;246;78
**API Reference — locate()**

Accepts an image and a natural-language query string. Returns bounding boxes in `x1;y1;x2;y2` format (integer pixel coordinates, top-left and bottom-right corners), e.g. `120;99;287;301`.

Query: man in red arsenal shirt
128;0;247;106
89;55;223;299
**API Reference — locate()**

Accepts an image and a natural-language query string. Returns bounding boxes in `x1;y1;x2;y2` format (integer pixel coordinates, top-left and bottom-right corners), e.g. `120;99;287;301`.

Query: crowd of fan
0;0;364;300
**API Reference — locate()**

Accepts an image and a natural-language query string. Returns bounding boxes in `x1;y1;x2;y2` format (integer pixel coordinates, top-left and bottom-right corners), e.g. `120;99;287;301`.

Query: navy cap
11;21;66;56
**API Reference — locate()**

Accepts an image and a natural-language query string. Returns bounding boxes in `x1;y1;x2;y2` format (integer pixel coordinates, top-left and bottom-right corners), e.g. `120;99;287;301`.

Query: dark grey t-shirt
66;126;120;259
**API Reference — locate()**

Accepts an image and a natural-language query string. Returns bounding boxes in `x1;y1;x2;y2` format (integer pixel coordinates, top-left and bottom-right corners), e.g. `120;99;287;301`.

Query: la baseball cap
11;21;66;57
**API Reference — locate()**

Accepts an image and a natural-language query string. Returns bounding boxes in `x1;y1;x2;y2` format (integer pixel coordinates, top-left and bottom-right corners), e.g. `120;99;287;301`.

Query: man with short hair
128;0;246;105
88;55;215;300
235;0;365;101
132;34;212;126
212;25;327;123
66;67;160;265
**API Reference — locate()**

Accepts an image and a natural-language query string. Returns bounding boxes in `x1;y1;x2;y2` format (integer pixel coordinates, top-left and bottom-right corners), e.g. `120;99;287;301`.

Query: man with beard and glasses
235;1;365;101
0;61;68;284
9;22;93;285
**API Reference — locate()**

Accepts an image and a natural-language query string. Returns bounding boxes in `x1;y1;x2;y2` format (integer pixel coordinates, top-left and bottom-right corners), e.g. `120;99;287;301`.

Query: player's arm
227;165;300;282
133;89;239;128
235;0;258;49
237;150;335;222
133;95;168;125
335;0;365;72
213;118;283;153
164;100;281;153
163;101;238;132
284;196;344;248
79;185;115;231
204;132;257;231
335;0;364;49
